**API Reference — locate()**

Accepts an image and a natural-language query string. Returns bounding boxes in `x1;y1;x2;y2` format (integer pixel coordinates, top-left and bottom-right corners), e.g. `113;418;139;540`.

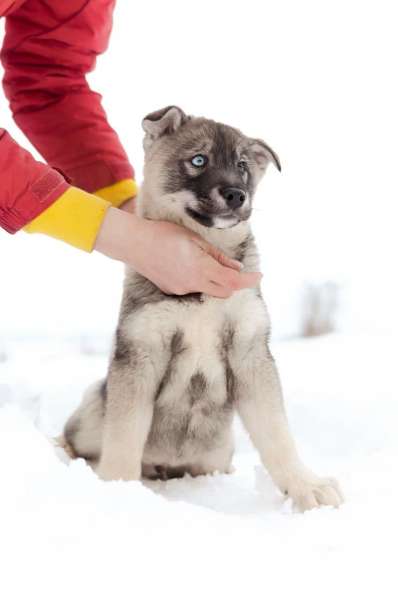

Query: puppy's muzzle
220;186;246;210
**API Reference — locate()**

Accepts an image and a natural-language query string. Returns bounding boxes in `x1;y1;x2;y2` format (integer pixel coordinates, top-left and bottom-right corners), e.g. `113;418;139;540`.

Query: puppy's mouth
185;207;239;229
185;207;213;227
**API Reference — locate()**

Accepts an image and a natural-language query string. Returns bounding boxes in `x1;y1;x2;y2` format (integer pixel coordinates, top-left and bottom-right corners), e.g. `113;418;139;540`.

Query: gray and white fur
61;106;343;511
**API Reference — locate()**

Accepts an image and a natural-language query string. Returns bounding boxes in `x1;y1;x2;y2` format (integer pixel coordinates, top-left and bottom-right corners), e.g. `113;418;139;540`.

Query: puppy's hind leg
55;434;77;460
60;379;106;464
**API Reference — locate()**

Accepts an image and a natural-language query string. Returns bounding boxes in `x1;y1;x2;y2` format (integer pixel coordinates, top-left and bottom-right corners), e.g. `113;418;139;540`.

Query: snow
0;333;396;597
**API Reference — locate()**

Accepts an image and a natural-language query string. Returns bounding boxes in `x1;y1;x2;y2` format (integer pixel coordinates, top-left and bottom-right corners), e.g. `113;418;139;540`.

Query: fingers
206;260;262;291
194;237;261;292
234;271;262;289
118;198;137;214
147;233;261;297
204;281;234;299
208;246;243;272
162;268;261;298
217;253;243;272
195;238;242;272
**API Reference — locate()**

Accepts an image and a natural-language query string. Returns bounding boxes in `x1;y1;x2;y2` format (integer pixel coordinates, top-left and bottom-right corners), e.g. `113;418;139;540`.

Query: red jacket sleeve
1;0;134;194
0;128;69;233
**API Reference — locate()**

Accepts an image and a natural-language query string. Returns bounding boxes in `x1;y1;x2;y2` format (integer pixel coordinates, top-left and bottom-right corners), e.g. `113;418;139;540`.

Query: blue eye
191;154;207;167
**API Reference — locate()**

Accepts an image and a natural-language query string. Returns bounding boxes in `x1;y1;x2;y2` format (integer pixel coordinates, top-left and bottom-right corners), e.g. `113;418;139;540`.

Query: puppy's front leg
97;348;157;482
233;342;343;511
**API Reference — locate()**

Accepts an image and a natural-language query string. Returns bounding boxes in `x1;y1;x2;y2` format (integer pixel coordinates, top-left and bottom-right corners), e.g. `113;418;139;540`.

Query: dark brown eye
238;160;248;172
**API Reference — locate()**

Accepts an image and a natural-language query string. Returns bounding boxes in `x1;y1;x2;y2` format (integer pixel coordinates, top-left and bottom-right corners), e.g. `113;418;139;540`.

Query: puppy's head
140;106;280;229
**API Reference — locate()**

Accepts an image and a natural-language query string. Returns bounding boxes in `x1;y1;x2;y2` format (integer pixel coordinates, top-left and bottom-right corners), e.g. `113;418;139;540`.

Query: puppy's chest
122;288;268;454
146;299;236;453
125;295;239;401
123;287;268;404
156;298;230;380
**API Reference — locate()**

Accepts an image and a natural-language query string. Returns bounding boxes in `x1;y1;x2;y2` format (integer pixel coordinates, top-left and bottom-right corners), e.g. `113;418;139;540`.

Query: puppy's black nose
220;187;246;210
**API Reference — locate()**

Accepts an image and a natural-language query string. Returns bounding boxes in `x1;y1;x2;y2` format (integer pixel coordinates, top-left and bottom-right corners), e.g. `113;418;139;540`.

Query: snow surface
0;333;396;597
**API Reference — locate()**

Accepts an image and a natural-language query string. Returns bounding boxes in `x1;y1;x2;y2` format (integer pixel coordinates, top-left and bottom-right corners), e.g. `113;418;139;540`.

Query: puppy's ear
142;106;188;150
249;139;281;173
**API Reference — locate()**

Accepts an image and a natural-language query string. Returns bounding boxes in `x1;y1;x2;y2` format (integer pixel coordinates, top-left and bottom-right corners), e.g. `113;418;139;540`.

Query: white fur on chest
123;287;269;397
124;287;268;352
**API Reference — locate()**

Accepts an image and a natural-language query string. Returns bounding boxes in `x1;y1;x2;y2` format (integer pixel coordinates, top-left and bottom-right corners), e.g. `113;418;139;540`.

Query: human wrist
94;207;145;264
119;197;136;213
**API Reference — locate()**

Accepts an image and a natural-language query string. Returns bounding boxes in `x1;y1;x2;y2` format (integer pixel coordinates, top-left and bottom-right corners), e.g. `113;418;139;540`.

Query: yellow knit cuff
23;187;111;252
94;179;138;207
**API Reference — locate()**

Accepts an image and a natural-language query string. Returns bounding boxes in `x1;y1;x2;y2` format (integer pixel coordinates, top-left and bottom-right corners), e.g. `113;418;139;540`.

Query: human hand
95;208;262;298
119;198;136;214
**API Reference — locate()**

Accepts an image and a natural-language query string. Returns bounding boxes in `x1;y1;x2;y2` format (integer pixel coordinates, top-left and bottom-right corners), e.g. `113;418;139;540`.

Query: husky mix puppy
62;106;343;511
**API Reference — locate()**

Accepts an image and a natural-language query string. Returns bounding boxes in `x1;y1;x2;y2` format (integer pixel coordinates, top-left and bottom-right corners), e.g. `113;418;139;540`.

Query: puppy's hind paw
53;435;77;460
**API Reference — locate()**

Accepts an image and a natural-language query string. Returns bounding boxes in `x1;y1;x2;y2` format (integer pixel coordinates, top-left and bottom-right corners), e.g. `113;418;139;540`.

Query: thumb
195;238;243;272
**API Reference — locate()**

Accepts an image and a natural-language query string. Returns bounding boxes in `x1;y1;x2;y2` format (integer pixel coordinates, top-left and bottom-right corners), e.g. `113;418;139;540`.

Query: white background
1;0;397;340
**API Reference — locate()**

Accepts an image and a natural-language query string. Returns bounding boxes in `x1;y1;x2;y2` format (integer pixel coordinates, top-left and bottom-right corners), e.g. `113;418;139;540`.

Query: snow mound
0;334;396;596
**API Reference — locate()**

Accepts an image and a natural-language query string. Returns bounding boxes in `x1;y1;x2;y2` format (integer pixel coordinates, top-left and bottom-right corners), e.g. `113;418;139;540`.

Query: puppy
62;106;343;511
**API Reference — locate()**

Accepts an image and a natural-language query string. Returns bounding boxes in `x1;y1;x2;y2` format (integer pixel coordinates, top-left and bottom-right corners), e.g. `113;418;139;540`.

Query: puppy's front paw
286;474;344;512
